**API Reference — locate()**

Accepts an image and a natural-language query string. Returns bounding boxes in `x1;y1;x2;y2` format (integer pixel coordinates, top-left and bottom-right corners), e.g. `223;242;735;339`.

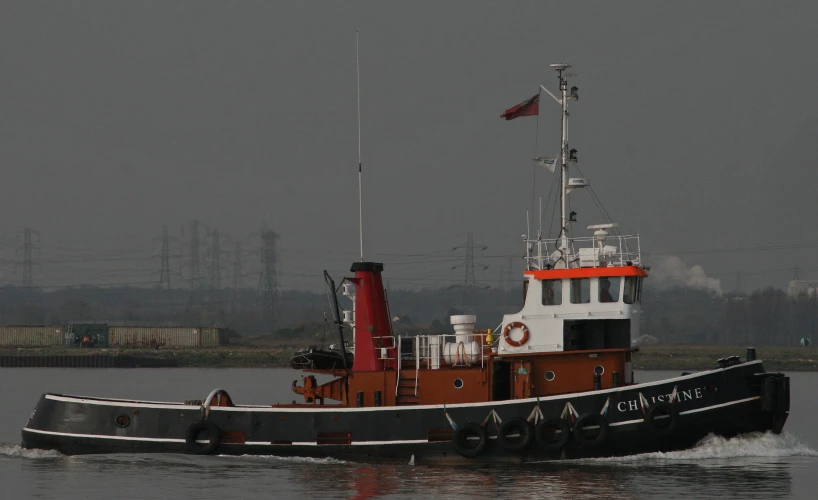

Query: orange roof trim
524;266;648;280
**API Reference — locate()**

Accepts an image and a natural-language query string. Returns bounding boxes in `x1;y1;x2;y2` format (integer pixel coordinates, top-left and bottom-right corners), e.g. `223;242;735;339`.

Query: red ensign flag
501;93;540;120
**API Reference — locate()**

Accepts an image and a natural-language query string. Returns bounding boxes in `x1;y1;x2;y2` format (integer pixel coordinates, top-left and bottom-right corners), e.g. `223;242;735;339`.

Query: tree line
1;284;815;346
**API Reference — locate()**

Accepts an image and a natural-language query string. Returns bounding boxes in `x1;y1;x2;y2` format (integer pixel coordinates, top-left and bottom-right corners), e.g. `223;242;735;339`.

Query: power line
452;232;488;312
209;228;221;295
229;241;243;317
158;225;171;291
186;220;201;309
16;227;39;291
256;229;279;333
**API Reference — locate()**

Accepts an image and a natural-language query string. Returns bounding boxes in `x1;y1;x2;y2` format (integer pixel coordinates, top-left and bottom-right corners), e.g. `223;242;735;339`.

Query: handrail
525;234;641;270
200;388;233;420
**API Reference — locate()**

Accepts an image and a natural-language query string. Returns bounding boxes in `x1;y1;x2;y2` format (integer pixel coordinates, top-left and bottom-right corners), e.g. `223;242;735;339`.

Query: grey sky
1;1;816;292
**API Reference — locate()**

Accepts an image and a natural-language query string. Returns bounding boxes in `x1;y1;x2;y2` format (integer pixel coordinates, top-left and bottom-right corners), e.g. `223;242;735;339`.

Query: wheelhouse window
598;277;620;303
624;276;642;304
542;280;562;305
570;278;590;304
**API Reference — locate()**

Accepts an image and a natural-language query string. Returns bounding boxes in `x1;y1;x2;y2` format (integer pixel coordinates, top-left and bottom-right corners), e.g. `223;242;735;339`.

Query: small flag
501;93;540;120
534;155;559;173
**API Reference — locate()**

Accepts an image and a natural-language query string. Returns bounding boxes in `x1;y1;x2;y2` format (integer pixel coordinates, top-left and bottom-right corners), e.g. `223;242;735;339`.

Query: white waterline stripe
679;396;760;415
43;361;764;413
609;418;645;427
22;427;184;443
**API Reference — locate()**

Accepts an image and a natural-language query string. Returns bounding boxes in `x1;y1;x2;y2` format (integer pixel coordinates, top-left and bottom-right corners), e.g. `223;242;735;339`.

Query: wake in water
0;443;62;459
3;433;814;464
219;454;347;465
583;432;817;463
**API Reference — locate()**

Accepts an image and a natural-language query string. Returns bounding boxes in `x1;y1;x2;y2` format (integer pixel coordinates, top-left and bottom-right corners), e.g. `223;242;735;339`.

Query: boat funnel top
450;315;477;326
350;262;383;272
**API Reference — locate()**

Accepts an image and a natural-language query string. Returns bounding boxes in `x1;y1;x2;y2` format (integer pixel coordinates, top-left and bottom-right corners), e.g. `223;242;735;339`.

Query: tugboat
21;64;790;463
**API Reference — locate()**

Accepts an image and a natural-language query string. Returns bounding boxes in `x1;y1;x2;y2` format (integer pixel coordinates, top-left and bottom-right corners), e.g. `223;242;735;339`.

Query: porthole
453;378;464;389
114;414;130;428
594;365;605;376
544;370;556;381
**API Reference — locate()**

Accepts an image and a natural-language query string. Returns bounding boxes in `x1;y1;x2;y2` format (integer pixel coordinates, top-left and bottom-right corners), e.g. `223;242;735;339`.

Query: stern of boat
754;368;790;434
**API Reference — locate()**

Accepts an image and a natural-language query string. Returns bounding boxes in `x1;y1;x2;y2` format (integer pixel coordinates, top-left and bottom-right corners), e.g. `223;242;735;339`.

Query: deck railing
413;333;486;371
525;234;641;270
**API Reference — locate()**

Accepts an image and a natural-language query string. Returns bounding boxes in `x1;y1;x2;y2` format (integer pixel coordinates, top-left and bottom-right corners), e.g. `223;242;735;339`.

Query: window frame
624;276;640;304
598;276;621;303
541;279;563;306
570;278;591;304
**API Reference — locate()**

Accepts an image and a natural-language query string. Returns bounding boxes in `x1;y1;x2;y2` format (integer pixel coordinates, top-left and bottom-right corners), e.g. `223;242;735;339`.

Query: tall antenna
187;220;201;309
207;229;221;315
256;230;279;334
209;229;221;293
452;232;488;312
356;31;364;262
159;225;171;291
16;227;39;292
229;241;243;317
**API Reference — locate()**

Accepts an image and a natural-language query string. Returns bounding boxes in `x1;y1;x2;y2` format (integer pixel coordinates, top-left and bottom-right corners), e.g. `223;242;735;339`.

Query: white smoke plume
649;255;722;296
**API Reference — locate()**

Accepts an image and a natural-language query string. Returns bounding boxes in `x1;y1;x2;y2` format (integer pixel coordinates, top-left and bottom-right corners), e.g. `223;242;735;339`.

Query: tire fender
185;420;221;455
452;422;488;458
497;417;534;452
572;413;608;448
645;402;679;437
535;418;571;451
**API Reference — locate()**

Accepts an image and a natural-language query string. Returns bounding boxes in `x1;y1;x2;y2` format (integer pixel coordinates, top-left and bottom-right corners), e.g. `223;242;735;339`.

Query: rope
571;162;633;255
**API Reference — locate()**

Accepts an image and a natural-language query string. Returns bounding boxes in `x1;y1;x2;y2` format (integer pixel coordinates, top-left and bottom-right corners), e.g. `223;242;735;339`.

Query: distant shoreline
1;344;816;371
632;345;818;372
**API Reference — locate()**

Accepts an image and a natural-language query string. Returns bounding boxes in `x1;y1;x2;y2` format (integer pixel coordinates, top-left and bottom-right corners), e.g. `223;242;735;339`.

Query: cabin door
513;361;532;399
491;361;512;401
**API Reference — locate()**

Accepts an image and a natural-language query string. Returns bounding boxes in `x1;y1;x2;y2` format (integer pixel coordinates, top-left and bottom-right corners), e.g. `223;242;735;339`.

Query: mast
357;31;363;262
552;63;571;254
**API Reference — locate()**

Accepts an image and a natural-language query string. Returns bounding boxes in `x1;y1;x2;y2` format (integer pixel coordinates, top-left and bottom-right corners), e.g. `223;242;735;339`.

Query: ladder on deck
395;335;420;406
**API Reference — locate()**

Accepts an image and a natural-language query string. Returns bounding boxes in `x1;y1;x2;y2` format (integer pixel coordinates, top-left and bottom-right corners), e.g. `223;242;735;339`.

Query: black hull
21;361;789;464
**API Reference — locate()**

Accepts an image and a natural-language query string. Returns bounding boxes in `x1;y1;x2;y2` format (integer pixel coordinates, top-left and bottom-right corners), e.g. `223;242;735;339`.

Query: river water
1;368;817;499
